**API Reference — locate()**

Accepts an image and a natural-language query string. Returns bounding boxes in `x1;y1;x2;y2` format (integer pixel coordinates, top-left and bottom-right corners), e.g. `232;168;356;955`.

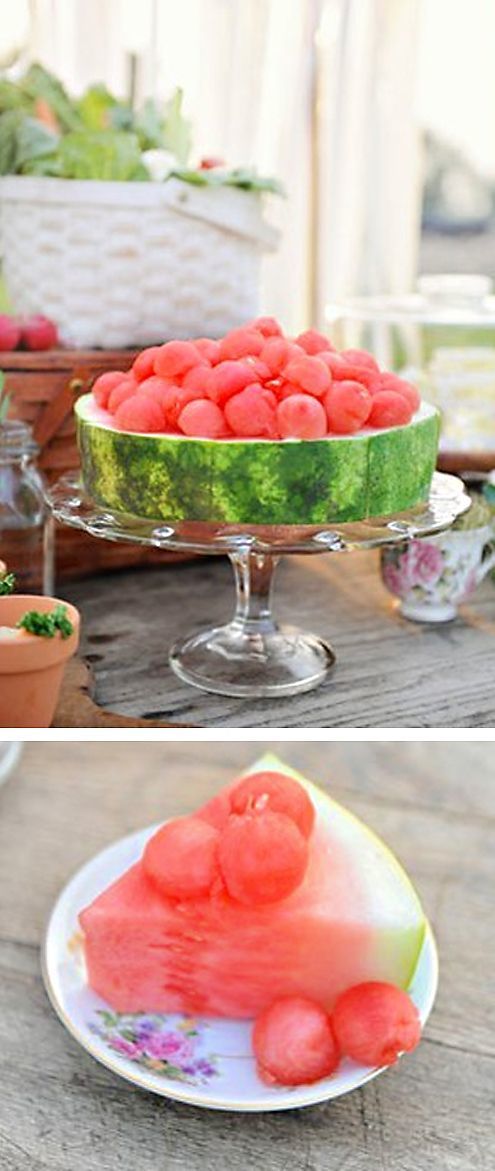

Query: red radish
115;395;164;432
199;157;225;169
325;380;372;434
0;314;21;351
143;816;221;899
230;771;315;839
331;982;421;1067
132;347;163;382
277;394;327;439
20;314;58;351
218;809;308;905
92;371;127;409
253;997;340;1085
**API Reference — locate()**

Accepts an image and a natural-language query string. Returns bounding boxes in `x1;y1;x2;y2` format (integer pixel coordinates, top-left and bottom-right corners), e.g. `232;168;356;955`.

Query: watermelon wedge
79;755;425;1018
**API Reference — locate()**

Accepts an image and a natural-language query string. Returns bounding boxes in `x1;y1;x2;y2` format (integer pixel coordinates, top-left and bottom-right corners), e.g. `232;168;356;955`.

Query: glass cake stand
48;472;470;698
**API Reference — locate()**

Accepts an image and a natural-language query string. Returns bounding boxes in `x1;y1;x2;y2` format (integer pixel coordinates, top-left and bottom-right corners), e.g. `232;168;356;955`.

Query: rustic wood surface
53;657;191;728
0;740;493;1170
61;549;495;727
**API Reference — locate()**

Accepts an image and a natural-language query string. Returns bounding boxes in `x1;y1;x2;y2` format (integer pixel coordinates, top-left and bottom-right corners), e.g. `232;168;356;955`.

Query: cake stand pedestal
49;472;470;698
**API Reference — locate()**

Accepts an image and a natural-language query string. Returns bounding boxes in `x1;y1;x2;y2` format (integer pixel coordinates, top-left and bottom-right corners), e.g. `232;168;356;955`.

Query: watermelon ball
182;364;213;394
161;384;206;429
331;982;421;1068
244;355;271;382
253;997;340;1086
260;337;297;376
132;346;163;382
283;356;331;398
154;339;201;379
341;348;380;372
92;370;127;409
230;771;315;839
325;380;372;434
225;384;278;438
193;337;221;364
138;374;172;400
277;394;327;439
329;358;381;394
250;315;283;338
218;327;265;361
115;394;164;433
218;809;308;905
178;398;226;438
207;360;258;406
368;391;412;429
379;372;420;413
295;329;333;355
107;377;138;413
143;816;221;900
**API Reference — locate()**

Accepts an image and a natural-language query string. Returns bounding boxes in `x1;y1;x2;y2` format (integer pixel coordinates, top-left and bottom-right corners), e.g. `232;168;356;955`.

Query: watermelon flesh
79;756;425;1018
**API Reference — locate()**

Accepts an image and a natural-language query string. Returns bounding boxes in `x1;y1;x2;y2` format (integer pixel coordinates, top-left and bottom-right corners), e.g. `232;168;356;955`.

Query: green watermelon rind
76;395;440;526
241;753;427;991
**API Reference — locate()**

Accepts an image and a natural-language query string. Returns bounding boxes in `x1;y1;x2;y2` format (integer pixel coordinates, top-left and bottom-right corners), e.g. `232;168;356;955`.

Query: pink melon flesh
79;769;424;1018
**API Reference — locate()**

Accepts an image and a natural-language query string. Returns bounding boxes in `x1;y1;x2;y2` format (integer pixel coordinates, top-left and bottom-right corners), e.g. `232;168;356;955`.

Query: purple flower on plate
91;1011;218;1085
144;1031;194;1062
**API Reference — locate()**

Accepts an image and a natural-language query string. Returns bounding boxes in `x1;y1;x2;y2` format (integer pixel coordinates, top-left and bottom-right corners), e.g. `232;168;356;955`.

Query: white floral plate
42;825;439;1113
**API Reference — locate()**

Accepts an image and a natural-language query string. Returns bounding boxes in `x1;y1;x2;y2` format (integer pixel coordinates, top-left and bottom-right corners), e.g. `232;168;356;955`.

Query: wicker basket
1;348;191;580
0;176;279;348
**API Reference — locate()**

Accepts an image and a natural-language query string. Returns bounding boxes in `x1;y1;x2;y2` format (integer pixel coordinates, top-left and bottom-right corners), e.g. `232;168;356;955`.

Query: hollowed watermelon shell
75;395;439;525
79;756;426;1018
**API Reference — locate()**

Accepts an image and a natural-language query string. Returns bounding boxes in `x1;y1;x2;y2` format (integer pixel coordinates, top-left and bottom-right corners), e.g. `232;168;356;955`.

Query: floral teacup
380;524;495;622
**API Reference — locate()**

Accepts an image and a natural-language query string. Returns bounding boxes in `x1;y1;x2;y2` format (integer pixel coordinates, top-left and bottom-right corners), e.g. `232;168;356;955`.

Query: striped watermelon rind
76;395;440;525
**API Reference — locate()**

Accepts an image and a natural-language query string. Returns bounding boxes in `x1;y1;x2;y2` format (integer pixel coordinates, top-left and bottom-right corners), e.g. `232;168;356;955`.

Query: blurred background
1;0;495;330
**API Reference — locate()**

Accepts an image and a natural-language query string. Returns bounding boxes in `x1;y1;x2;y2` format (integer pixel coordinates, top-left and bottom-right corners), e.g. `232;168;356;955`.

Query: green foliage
0;63;281;193
0;571;15;596
58;130;144;181
16;603;74;639
0;371;10;423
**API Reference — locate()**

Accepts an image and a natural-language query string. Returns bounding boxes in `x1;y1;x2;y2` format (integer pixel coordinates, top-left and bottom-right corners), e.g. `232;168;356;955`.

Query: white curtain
11;0;423;330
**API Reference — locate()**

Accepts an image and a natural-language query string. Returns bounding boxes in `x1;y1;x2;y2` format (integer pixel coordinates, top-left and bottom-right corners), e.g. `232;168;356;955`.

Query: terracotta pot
0;595;80;727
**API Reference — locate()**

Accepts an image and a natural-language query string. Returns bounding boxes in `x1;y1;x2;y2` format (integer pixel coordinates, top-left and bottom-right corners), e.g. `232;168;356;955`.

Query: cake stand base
48;471;471;699
170;624;335;698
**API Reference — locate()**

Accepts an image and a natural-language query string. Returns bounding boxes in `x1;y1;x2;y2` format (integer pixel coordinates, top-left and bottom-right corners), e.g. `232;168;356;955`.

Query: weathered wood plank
63;552;495;727
0;743;494;1170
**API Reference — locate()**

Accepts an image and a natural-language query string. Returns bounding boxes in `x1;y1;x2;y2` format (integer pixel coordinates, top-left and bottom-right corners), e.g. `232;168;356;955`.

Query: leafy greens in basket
0;64;283;193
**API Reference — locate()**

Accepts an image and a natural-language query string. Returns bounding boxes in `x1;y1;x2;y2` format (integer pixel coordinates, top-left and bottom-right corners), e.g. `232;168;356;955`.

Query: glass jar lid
0;419;39;460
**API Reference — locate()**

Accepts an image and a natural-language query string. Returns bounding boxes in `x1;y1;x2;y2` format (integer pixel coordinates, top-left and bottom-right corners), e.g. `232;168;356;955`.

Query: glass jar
326;274;495;455
0;419;54;594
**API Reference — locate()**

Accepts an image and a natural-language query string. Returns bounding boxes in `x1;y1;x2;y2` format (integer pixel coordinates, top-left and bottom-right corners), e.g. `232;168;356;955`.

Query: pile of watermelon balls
143;771;422;1087
92;318;420;440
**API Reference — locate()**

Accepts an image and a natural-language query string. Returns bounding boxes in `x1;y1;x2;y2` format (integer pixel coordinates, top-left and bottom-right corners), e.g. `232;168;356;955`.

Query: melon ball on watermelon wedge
92;371;127;409
79;755;426;1019
332;981;421;1067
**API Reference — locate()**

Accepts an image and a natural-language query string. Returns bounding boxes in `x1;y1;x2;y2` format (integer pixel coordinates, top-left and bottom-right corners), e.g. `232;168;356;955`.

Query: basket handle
33;370;89;450
162;181;280;251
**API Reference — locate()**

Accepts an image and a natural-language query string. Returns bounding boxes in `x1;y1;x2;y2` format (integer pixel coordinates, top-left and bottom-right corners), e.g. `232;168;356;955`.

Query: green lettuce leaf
21;63;82;132
58;129;144;180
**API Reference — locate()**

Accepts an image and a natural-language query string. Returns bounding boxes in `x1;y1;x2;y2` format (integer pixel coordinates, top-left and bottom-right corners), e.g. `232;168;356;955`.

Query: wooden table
60;549;495;727
0;741;493;1170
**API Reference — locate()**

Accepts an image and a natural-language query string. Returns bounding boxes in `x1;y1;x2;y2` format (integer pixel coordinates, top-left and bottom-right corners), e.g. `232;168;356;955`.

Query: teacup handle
476;540;495;585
